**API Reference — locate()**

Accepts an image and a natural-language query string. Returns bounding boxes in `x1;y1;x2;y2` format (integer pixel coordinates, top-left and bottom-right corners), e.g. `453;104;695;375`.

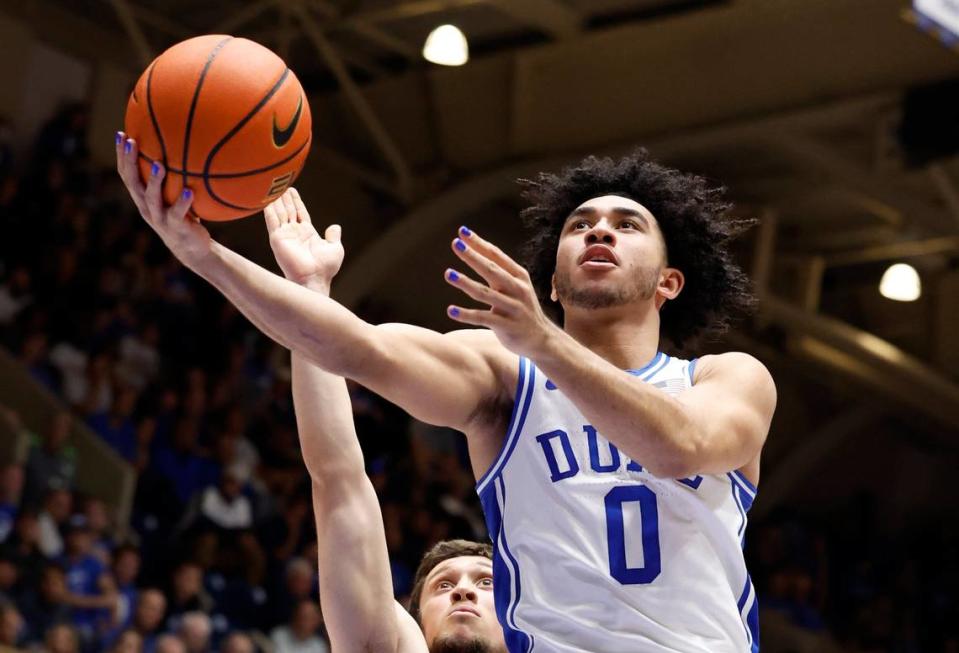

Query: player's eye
437;581;453;590
619;221;636;229
572;220;590;230
478;577;493;588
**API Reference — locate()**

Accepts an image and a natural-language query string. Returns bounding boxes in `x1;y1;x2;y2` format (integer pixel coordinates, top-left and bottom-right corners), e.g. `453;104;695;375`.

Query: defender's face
419;556;505;653
553;195;669;311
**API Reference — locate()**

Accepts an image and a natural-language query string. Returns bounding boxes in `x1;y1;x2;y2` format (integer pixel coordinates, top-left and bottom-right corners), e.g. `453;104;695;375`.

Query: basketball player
264;193;505;653
118;137;776;652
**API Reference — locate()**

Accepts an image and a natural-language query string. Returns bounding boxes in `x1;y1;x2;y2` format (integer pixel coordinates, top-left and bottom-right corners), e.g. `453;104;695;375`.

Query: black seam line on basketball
198;134;310;212
183;36;234;190
203;67;292;211
136;135;308;178
146;62;169;175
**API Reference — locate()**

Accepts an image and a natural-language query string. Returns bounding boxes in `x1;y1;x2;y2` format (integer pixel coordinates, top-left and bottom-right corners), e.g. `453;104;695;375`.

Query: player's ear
655;267;684;308
550;273;558;302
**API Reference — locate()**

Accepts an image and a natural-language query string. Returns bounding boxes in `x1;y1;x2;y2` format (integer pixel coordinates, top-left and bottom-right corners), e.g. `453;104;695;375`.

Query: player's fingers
144;158;166;224
451;237;519;293
446;305;495;327
263;202;280;233
444;268;517;314
290;188;312;225
116;135;149;214
458;226;528;279
324;224;342;244
168;187;195;223
281;189;298;223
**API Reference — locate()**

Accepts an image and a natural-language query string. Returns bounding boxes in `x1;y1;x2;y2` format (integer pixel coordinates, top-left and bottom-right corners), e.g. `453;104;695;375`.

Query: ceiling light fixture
879;263;922;301
423;24;469;66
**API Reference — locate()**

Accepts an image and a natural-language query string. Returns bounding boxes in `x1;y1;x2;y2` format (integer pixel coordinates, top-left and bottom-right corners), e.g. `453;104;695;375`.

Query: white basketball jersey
476;353;759;653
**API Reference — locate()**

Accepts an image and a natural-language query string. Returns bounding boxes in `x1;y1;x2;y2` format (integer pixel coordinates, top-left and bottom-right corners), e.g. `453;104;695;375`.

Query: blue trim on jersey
478;482;533;653
642;354;671;381
728;473;755;512
625;351;663;377
728;475;747;544
731;470;758;496
476;358;536;494
737;575;760;653
497;477;534;652
687;358;698;385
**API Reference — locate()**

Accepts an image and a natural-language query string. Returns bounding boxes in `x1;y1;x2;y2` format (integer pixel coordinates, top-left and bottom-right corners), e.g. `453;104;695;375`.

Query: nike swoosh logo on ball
272;95;303;148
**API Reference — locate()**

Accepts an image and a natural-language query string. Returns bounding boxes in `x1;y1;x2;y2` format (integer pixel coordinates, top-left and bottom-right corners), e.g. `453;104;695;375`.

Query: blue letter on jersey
585;425;621;473
536;430;580;483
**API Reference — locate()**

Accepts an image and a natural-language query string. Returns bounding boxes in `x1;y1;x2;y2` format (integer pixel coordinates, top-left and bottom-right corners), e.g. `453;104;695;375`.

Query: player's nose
450;581;478;603
585;219;616;245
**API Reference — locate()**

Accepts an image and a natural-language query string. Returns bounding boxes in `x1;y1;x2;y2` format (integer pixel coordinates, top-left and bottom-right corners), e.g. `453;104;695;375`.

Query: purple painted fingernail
182;188;192;199
151;162;160;177
447;269;459;282
124;139;132;154
454;238;467;252
115;132;123;145
459;225;472;237
449;306;460;317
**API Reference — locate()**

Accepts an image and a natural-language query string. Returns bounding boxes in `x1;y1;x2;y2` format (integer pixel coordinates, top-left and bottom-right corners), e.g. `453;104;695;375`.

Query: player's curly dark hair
519;149;755;349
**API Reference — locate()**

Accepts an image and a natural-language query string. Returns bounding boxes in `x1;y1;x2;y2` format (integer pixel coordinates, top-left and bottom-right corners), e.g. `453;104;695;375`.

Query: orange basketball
124;35;312;222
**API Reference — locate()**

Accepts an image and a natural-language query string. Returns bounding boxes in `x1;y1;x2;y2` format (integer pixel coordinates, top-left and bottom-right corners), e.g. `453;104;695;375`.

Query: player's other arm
295;354;425;653
116;139;503;432
267;195;425;653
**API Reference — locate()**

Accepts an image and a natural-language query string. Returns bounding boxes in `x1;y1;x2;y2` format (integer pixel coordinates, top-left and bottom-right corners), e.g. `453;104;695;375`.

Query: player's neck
562;302;661;370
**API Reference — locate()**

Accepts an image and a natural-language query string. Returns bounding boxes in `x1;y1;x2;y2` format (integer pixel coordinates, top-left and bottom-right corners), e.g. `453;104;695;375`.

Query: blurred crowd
0;105;485;653
0;105;955;653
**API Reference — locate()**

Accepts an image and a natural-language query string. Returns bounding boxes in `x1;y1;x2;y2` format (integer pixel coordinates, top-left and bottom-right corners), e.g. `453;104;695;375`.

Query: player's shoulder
695;351;774;389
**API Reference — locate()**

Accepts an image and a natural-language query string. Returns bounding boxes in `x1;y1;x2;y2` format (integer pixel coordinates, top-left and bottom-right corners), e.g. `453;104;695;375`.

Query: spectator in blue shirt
58;515;117;646
0;463;23;544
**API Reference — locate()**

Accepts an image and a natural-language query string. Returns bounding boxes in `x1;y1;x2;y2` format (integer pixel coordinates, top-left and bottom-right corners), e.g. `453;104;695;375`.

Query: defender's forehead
425;556;493;583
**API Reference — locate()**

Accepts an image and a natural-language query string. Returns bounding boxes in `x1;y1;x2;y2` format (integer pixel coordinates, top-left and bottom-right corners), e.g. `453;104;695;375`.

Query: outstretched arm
115;135;507;432
266;197;426;653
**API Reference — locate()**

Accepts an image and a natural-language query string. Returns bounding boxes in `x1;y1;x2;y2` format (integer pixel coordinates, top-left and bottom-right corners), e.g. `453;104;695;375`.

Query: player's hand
444;226;559;357
115;132;211;268
264;188;343;295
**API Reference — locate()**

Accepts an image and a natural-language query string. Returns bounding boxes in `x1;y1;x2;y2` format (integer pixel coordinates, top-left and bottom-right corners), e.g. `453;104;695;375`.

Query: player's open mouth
578;245;619;269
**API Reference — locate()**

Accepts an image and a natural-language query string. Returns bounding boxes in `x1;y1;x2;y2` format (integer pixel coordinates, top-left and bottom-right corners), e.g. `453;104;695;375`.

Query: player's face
553;195;676;312
419;556;506;653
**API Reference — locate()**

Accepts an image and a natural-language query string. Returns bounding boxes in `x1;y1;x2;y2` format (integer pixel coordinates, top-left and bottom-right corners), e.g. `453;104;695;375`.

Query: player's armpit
354;325;514;432
673;352;776;478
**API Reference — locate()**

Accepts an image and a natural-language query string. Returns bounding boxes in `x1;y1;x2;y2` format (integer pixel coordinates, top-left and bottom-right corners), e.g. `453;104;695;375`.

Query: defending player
118;137;775;652
265;195;506;653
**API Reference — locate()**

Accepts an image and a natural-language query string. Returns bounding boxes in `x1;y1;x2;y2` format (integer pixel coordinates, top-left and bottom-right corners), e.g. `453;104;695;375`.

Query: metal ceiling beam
213;0;277;34
106;0;153;68
487;0;582;39
311;0;418;60
824;235;959;267
763;296;959;430
347;0;486;23
293;3;414;200
768;134;955;235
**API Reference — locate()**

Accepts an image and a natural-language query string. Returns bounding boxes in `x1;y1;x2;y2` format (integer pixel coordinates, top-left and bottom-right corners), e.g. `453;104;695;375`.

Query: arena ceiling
6;0;959;507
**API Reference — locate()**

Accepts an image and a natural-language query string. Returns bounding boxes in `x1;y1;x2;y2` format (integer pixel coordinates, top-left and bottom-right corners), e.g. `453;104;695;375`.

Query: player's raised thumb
325;224;342;243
